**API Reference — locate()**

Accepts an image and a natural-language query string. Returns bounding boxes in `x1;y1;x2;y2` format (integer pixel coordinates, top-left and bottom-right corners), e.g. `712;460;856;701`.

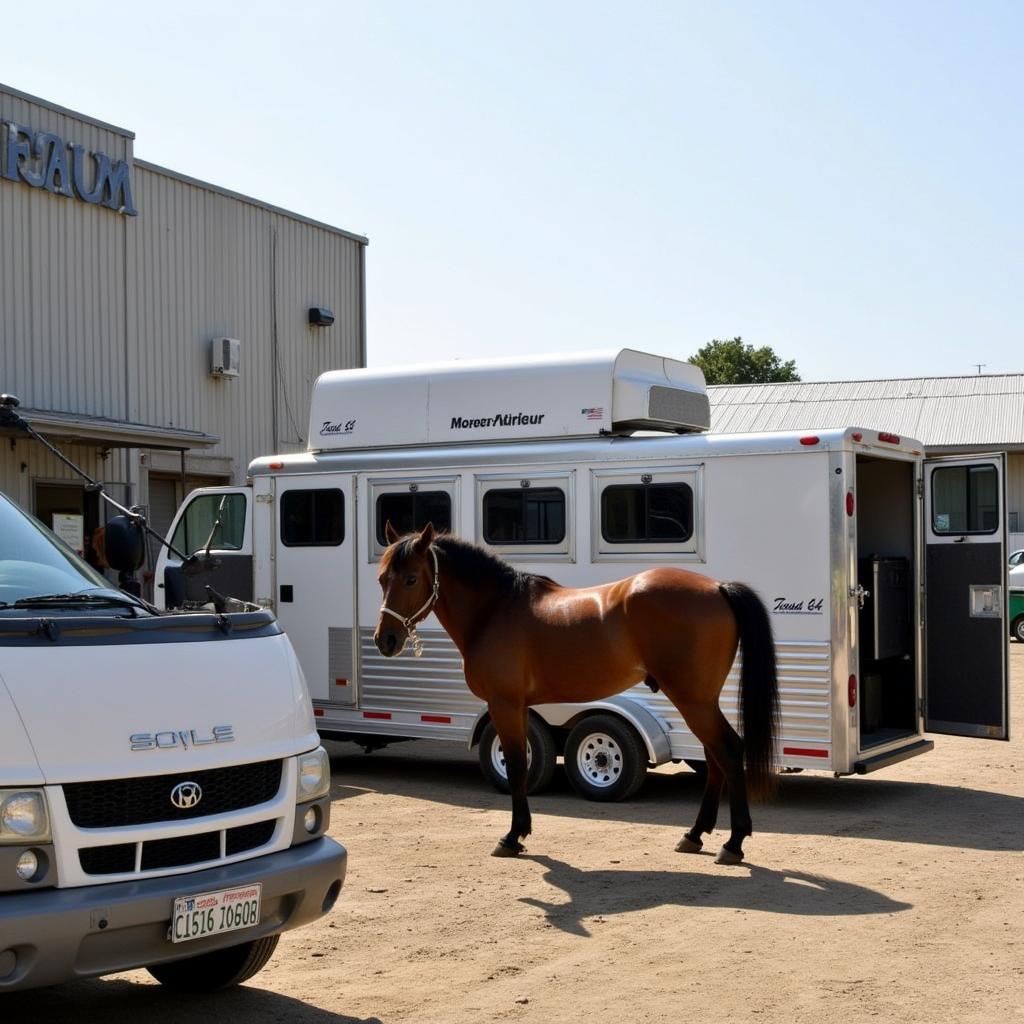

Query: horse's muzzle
374;627;402;658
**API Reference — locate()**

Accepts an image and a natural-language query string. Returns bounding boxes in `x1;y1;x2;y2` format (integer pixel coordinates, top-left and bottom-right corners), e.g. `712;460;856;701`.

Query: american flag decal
582;407;603;420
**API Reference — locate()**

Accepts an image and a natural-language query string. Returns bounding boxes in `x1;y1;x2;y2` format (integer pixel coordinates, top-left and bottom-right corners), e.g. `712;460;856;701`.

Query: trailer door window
931;465;998;535
602;482;693;543
483;487;566;545
281;489;345;546
376;491;452;545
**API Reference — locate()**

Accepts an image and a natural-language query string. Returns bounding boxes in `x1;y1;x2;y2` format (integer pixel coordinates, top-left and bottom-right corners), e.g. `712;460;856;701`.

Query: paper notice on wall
52;513;85;556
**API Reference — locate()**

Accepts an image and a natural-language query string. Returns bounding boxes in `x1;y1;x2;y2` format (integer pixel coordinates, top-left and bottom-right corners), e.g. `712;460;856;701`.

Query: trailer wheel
478;716;557;794
146;934;280;992
564;714;648;802
1013;616;1024;643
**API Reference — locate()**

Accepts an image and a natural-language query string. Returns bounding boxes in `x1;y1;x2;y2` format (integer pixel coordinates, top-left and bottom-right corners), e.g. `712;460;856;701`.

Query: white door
923;454;1009;739
274;475;356;704
154;487;253;610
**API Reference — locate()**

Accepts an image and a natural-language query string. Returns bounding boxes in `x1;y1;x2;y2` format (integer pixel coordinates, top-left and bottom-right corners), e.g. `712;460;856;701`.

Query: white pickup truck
0;490;347;993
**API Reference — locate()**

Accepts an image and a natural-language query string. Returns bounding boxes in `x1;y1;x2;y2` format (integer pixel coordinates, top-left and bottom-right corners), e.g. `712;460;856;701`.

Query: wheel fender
534;696;672;766
468;709;491;750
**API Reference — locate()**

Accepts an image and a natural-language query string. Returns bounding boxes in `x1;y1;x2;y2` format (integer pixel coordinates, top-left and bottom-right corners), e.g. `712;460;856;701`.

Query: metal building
707;373;1024;552
0;82;366;567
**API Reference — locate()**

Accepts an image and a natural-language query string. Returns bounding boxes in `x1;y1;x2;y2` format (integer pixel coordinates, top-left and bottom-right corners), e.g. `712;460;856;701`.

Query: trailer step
853;738;934;775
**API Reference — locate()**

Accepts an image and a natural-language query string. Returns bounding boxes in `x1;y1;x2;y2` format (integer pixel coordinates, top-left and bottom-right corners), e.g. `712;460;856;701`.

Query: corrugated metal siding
1;91;131;421
128;165;363;469
710;375;1024;447
2;84;365;512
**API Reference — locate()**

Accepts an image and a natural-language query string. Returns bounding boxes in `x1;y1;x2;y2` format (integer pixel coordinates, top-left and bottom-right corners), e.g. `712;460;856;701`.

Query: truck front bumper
0;835;346;993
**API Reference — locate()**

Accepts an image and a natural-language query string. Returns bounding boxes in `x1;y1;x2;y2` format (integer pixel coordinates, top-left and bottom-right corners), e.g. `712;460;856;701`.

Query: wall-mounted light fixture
308;306;335;327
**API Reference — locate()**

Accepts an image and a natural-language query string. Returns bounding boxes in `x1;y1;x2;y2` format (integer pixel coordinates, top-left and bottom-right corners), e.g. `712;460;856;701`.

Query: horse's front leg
488;701;531;857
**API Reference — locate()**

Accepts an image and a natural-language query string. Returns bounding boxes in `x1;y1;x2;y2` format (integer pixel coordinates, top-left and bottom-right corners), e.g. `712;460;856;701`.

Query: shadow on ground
325;740;1023;853
516;854;911;935
1;974;383;1023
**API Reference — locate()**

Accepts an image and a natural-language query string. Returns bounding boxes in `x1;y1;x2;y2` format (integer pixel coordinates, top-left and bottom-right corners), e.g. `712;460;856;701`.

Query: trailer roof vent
307;348;709;452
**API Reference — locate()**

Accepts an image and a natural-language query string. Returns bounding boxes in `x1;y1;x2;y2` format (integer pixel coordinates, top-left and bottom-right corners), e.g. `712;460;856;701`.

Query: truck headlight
296;747;331;802
0;791;50;842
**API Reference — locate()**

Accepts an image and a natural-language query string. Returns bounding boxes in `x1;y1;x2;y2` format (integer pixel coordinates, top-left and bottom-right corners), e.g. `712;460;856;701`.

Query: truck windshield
0;493;116;607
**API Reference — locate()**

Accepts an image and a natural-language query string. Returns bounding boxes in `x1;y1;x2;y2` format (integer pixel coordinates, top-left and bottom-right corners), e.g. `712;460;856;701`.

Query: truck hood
0;632;318;783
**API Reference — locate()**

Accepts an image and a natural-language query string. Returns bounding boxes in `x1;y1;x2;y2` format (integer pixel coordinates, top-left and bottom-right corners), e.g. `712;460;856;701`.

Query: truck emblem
170;781;203;810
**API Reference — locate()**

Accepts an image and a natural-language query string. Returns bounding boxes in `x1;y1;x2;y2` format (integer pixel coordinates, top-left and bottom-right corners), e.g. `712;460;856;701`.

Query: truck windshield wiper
10;591;146;615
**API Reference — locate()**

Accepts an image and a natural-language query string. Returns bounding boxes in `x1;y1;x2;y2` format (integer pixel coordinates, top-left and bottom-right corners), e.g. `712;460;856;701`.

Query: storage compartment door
154;487;254;609
275;476;356;704
923;455;1008;738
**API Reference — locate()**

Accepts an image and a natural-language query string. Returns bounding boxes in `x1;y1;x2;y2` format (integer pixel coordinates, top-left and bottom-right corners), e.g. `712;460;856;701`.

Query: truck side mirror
103;515;146;572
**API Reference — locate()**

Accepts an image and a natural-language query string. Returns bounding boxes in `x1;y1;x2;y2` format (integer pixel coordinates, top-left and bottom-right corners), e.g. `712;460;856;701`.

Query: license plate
169;883;262;944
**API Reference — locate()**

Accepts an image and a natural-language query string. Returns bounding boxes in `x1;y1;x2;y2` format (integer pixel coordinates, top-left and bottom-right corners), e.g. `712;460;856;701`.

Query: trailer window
931;465;998;535
601;482;693;543
281;489;345;547
171;493;246;555
483;487;565;545
376;491;452;545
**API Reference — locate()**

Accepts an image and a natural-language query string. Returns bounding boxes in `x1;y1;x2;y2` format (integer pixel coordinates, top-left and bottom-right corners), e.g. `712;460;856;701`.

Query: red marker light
878;432;900;444
846;491;855;517
851;432;863;442
848;675;857;708
800;436;820;446
269;461;284;470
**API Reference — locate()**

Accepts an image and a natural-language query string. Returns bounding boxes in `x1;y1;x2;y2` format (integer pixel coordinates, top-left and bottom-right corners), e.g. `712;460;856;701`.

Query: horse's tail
718;581;780;800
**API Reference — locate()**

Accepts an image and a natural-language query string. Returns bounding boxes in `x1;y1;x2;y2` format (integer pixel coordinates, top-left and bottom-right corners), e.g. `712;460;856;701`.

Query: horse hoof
675;836;703;854
714;845;744;865
491;840;524;857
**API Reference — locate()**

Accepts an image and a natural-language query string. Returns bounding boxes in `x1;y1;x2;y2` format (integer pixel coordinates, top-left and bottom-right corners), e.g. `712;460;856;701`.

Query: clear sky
5;2;1021;380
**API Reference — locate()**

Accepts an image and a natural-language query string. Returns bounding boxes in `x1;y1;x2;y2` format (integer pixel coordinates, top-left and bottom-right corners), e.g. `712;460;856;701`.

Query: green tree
689;337;801;385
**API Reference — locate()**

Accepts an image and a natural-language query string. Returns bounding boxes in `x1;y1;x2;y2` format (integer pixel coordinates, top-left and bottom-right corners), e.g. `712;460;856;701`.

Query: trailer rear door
923;454;1008;738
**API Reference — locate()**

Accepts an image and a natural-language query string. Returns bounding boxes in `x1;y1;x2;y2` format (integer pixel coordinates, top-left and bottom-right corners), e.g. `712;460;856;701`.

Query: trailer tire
478;716;557;794
146;934;280;992
1013;616;1024;643
564;714;648;802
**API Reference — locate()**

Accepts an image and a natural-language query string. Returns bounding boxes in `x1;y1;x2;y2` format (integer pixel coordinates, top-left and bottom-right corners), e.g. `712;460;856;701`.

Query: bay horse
374;523;780;865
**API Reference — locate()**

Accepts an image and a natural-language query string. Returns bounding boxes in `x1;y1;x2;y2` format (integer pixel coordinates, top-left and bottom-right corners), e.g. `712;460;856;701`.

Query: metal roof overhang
4;409;220;451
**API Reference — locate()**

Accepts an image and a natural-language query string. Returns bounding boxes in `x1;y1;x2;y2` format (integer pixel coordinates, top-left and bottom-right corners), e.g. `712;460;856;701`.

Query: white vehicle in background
0;398;347;994
157;350;1010;799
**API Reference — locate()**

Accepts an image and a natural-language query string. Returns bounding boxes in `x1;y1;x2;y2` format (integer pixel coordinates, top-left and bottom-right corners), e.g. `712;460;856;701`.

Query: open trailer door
923;454;1008;739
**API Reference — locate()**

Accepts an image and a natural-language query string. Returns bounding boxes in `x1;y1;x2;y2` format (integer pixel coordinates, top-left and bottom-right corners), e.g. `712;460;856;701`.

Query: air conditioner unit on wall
210;337;241;379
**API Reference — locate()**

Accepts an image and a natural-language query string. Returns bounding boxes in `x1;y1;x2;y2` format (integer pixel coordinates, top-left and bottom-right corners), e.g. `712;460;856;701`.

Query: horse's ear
413;522;435;553
384;520;399;544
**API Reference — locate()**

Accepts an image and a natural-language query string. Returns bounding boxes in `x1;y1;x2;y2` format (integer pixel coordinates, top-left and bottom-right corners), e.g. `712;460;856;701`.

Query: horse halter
379;545;440;658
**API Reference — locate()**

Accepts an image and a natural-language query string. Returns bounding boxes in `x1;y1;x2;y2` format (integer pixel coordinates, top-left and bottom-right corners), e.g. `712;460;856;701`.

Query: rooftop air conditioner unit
210;337;241;379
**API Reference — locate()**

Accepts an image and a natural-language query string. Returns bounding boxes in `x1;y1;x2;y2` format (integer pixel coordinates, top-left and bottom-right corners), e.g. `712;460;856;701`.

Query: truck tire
1014;616;1024;643
564;714;648;802
478;716;557;794
147;934;280;992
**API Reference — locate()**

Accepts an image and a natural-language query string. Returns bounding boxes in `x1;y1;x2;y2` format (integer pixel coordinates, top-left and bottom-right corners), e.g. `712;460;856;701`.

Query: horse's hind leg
676;746;724;854
678;704;753;865
488;702;532;857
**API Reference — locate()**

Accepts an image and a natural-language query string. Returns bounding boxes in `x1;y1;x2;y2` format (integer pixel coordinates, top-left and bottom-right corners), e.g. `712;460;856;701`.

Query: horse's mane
392;533;558;598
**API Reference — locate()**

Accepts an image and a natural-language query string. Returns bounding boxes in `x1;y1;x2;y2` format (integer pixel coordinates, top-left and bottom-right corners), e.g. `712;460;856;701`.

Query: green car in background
1011;564;1024;642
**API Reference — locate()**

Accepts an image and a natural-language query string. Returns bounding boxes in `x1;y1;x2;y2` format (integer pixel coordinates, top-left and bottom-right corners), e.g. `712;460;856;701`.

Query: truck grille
79;819;278;876
63;760;283;828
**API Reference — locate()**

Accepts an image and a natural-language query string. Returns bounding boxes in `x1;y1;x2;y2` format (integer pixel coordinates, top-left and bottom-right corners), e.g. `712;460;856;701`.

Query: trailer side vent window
281;489;345;547
931;465;998;535
601;482;693;543
376;491;452;545
483;488;566;545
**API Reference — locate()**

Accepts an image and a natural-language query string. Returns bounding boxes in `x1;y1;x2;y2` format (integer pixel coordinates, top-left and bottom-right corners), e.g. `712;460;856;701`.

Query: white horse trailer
156;350;1009;799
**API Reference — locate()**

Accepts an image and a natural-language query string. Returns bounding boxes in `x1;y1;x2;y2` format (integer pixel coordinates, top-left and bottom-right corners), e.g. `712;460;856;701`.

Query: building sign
2;121;137;215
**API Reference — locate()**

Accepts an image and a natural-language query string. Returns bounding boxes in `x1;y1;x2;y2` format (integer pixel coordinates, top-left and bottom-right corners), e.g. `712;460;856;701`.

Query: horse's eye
405;575;417;586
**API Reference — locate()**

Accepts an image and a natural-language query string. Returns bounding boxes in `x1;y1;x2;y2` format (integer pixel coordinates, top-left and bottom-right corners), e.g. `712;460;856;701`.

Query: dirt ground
12;649;1023;1024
